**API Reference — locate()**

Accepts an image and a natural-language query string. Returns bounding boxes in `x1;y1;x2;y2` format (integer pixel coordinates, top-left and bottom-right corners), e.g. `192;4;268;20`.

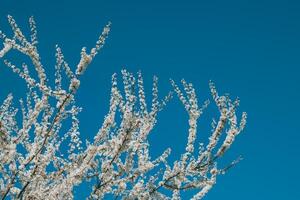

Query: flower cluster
0;16;246;200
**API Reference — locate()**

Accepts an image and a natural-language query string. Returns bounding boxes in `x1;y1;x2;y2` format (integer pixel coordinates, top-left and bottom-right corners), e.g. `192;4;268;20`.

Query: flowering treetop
0;16;247;200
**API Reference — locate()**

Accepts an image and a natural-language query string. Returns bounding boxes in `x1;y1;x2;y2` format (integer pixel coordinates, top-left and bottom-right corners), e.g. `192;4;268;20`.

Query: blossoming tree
0;16;247;200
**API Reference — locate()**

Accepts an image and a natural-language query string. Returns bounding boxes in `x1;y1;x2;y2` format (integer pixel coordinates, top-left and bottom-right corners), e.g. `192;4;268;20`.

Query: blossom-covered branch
0;16;246;200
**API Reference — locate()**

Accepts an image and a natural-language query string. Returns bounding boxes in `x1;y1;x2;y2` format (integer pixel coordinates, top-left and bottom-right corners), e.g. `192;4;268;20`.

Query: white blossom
0;16;246;200
0;41;12;58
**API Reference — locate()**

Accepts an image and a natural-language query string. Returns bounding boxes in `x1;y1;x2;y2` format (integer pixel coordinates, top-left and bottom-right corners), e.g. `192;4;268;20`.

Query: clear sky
0;0;300;199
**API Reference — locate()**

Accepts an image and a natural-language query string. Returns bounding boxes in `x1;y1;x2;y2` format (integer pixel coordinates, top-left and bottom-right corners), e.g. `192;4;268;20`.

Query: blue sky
1;0;300;199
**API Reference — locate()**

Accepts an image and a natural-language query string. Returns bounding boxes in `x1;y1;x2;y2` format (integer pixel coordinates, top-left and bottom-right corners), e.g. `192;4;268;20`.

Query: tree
0;16;247;200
